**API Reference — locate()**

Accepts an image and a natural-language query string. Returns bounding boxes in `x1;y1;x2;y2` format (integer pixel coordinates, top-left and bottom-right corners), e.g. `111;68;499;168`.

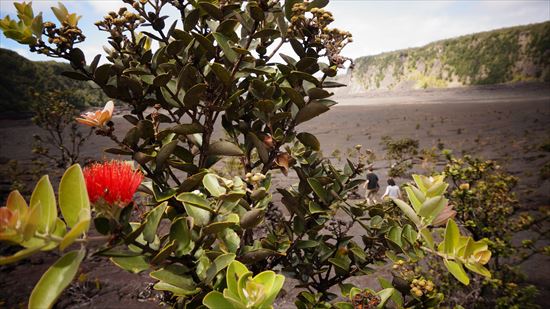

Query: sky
0;0;549;63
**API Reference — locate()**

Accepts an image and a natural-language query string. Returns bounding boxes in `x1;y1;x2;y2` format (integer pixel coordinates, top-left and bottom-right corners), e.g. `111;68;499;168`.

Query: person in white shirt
382;178;402;200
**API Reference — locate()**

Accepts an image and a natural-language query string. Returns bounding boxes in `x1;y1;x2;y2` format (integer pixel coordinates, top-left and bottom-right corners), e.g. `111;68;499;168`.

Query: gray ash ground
1;83;549;308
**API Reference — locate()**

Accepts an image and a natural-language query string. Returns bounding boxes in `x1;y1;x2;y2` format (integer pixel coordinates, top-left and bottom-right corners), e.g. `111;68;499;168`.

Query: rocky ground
1;83;549;308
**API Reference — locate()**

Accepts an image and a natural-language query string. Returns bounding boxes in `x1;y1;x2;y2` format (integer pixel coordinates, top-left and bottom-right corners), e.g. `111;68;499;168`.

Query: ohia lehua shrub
1;0;493;308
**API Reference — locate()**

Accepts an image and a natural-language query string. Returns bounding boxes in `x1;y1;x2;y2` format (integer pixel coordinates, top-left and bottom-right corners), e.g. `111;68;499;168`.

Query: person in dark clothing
362;166;379;205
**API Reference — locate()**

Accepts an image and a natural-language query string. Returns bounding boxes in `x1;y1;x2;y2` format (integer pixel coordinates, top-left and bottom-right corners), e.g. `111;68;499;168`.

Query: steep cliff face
347;21;550;93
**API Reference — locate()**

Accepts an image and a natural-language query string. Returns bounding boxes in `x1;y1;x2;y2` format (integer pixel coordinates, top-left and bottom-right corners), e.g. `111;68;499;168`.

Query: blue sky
1;0;549;63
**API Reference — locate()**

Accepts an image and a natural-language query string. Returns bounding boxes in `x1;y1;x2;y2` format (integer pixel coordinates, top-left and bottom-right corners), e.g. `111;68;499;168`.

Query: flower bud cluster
410;278;436;297
33;19;85;54
122;0;148;9
245;172;266;185
288;2;335;38
94;7;145;39
287;1;352;68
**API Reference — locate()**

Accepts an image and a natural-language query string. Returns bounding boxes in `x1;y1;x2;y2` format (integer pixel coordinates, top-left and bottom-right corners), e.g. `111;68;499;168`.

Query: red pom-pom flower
83;161;144;207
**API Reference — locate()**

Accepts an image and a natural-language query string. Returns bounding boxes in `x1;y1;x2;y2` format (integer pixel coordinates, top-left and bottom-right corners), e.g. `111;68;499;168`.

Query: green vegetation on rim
0;48;106;112
351;21;550;91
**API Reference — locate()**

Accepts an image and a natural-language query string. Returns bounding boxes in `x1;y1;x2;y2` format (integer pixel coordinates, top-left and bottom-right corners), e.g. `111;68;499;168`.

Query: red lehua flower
83;161;144;206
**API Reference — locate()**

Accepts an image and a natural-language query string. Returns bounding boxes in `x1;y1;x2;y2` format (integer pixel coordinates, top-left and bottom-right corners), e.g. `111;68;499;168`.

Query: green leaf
192;33;216;58
350;246;367;262
307;88;331;100
149;264;195;291
171;123;204;135
391;198;421;227
110;255;150;274
198;1;224;20
143;202;168;243
254;271;285;306
184;83;207;107
420;228;435;250
94;64;112;85
212;32;238;63
30;175;57;233
307;0;329;10
153;185;177;202
377;288;396;309
60;71;89;81
443;219;460;254
183;200;212;226
51;3;69;23
378;277;403;307
247;3;265;21
426;182;448;197
151;240;177;264
464;262;491;278
59;164;90;228
290;71;320;86
279;53;297;66
178;171;207;193
205;253;236;284
156;140;178;168
176;192;213;212
239;209;265;229
210;62;232;86
153;73;172;87
104;148;132;155
69;48;86;68
334;303;354;309
184;9;200;31
418;196;445;218
307;178;329;203
281;86;305;108
412;175;429;192
296;57;318;72
226;261;249;299
59;218;90;251
140;74;155;85
202;174;227;197
285;0;302;21
29;248;85;309
30;13;43;36
93;217;110;235
296;240;320;249
247;132;269;164
6;190;28;214
239;249;281;264
295;102;329;125
41;218;68;251
203;291;238;309
89;54;101;72
137;120;155;139
208;141;243;156
0;245;45;265
329;256;351;272
387;226;403;248
253;29;280;39
297;132;320;151
154;281;200;296
444;259;470;285
170;217;194;256
405;186;425;212
221;228;240;253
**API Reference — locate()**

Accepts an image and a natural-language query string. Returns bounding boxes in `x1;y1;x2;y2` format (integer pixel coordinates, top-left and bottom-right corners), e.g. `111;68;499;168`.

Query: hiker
382;178;402;200
362;166;379;205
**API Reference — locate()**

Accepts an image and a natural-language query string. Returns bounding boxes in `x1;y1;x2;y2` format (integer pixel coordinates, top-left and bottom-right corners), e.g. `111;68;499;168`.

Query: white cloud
2;0;549;63
88;0;130;13
327;0;549;59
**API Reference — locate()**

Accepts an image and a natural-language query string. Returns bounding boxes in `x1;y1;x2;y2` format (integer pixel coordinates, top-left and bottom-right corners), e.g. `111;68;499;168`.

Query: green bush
0;1;495;308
